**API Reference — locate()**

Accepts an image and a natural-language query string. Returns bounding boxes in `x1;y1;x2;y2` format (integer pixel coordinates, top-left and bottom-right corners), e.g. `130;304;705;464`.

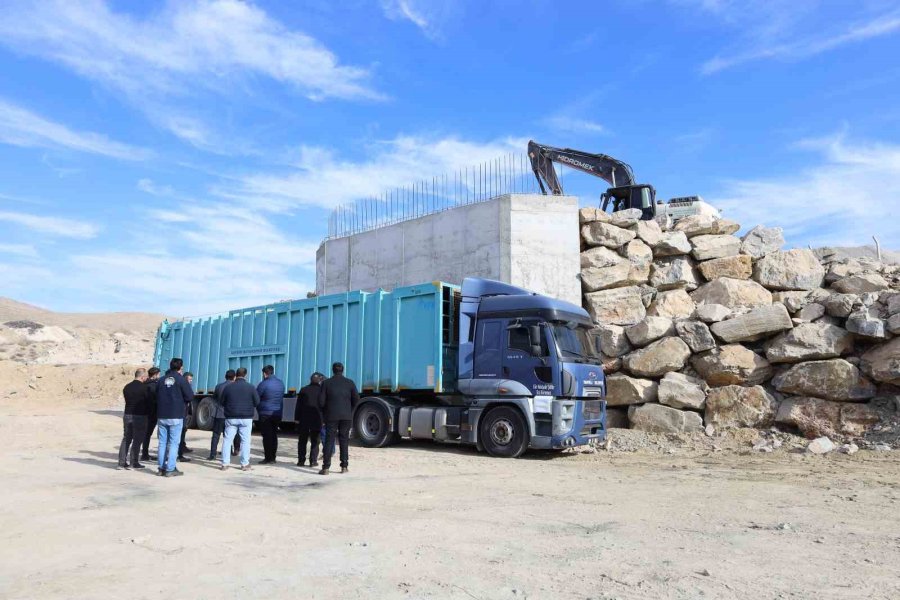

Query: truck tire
479;406;529;458
354;402;395;448
194;398;216;431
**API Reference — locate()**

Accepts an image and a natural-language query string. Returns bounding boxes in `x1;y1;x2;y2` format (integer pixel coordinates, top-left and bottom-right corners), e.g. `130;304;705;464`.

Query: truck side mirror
529;325;543;357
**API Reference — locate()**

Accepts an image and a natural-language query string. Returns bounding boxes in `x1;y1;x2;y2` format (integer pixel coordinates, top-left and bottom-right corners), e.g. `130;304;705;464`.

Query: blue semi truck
153;277;607;457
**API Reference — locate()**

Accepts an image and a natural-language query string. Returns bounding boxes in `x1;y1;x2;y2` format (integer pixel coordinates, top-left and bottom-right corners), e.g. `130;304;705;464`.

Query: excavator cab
600;184;656;220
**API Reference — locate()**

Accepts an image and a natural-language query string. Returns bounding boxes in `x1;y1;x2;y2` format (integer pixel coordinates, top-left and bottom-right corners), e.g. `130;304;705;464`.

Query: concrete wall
316;194;581;305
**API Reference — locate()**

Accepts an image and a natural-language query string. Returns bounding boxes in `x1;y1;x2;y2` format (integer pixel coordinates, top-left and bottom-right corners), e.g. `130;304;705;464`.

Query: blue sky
0;0;898;315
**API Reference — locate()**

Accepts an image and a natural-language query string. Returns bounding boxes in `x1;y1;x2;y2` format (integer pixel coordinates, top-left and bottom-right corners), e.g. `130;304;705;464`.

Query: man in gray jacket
208;369;235;460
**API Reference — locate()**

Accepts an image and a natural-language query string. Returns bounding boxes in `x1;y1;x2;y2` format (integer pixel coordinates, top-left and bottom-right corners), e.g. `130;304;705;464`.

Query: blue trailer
154;278;606;457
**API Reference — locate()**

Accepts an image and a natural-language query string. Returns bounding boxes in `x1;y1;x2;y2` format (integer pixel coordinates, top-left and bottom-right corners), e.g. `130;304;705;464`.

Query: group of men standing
118;359;360;477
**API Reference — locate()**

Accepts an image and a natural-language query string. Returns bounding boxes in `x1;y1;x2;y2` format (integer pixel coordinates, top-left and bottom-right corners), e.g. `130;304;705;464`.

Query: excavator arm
527;140;636;195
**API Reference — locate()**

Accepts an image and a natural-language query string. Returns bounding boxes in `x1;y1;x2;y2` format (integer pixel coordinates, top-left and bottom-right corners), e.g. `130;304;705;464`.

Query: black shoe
310;461;319;467
132;463;146;470
207;454;216;460
183;447;194;454
117;463;130;470
340;467;348;474
165;469;184;477
140;454;150;461
258;459;273;465
157;468;165;476
319;468;329;475
177;456;192;462
296;460;304;466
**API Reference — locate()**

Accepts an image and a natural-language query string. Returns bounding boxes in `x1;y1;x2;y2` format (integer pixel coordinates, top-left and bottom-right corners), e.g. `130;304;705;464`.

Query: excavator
527;140;718;222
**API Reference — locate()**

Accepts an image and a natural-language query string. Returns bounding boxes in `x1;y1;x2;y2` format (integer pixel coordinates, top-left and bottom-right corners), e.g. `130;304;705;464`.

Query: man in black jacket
220;367;260;471
156;358;193;477
177;372;195;462
296;372;324;467
208;369;235;460
140;367;160;461
118;368;150;469
318;362;359;475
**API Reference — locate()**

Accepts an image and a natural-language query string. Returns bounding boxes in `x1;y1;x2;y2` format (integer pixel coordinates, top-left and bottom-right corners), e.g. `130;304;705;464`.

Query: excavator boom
528;140;635;194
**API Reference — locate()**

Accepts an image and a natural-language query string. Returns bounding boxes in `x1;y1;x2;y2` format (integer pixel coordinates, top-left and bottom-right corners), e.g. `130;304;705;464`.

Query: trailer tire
194;398;216;431
354;402;395;448
479;406;529;458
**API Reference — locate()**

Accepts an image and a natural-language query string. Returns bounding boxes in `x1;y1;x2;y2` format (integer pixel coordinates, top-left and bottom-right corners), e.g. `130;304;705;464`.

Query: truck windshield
550;322;598;361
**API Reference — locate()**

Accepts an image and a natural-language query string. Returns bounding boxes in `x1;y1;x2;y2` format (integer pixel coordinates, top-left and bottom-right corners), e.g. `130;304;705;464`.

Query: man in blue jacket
256;365;285;464
155;358;193;477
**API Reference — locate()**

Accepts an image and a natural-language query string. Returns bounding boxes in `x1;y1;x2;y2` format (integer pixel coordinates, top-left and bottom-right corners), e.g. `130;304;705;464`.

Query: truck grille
582;401;602;421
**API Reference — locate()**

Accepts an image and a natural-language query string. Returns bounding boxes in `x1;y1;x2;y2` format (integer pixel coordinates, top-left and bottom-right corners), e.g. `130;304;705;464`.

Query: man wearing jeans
155;358;193;477
220;367;259;471
118;368;150;469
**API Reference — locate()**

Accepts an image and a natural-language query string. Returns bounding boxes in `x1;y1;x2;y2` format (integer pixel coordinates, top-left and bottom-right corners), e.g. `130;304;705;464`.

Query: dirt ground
1;367;899;600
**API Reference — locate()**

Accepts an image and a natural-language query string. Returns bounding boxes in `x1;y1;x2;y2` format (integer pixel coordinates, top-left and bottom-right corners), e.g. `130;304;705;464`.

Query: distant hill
0;297;166;334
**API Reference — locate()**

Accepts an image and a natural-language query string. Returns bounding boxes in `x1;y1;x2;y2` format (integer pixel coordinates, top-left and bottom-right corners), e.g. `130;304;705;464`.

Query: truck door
504;321;556;395
473;319;503;378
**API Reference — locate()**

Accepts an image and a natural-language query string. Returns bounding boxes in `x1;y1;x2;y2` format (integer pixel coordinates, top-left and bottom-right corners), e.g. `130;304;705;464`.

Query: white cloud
691;3;900;74
0;210;99;239
709;133;900;249
233;134;527;210
0;0;383;102
544;116;607;135
0;98;150;160
380;0;455;40
0;243;38;258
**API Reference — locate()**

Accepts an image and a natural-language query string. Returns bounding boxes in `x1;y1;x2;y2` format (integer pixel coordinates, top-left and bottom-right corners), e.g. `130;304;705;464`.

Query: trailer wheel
479;406;529;458
194;398;216;431
354;403;395;448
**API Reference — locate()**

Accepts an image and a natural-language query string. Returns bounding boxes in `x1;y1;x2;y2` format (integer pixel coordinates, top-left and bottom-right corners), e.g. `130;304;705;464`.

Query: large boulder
658;371;708;410
705;385;777;428
649;256;700;291
609;208;643;228
823;293;858;318
623;336;692;377
753;249;825;291
691;277;773;310
740;225;784;259
776;397;881;439
582;263;645;292
628;403;703;433
697;254;752;281
624;238;653;269
673;214;718;238
772;359;876;402
696;303;732;323
845;307;890;340
633;219;663;247
585;286;647;326
831;273;890;294
592;324;632;357
647;289;696;319
765;322;854;363
860;338;900;385
772;290;813;312
579;207;611;225
605;373;658;406
625;316;675;347
796;303;825;322
692;344;773;386
581;222;636;248
889;313;900;335
675;320;716;352
691;234;741;261
580;246;625;269
654;231;692;257
709;303;793;343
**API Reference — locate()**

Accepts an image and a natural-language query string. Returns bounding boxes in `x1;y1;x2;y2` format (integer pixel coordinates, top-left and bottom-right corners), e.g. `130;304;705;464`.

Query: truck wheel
479;406;529;458
194;398;216;431
354;403;395;448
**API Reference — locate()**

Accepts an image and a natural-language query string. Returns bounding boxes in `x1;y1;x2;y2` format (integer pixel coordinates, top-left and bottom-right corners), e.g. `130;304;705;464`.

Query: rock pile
580;208;900;443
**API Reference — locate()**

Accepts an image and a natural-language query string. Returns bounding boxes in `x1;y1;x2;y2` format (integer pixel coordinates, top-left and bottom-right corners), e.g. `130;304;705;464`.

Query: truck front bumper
530;399;607;449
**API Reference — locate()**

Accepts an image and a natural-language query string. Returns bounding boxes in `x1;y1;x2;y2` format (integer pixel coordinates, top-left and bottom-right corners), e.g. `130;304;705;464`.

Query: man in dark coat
296;372;324;467
156;358;193;477
208;369;235;460
220;367;260;471
118;368;150;469
177;372;195;462
318;362;360;475
256;365;285;464
139;367;160;461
